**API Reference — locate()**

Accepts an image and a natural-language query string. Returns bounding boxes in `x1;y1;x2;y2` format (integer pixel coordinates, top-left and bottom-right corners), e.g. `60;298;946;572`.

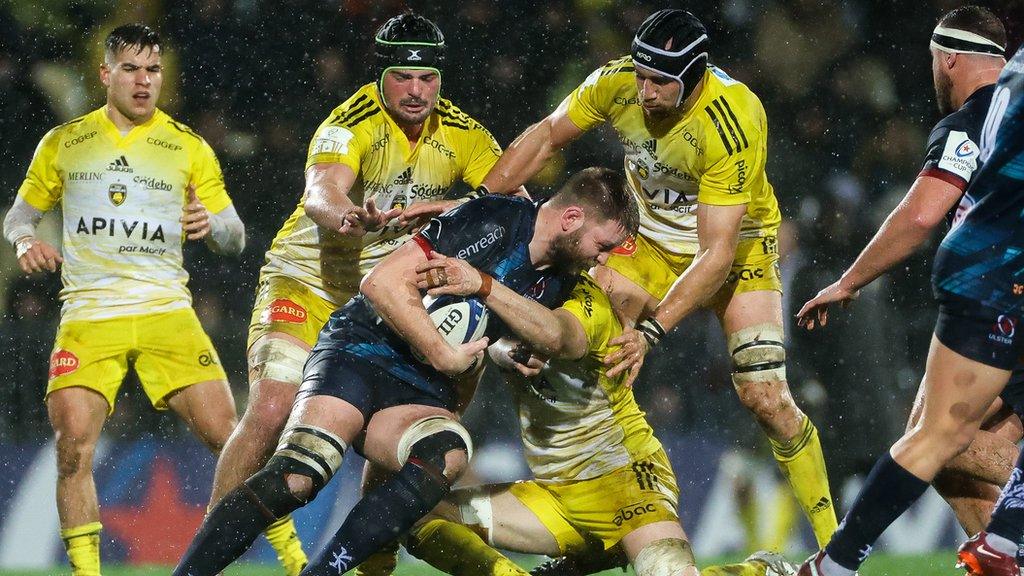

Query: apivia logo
407;49;422;61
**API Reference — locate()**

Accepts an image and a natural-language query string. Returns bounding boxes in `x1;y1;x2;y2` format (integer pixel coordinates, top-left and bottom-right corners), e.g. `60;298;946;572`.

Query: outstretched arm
481;108;584;194
797;175;962;329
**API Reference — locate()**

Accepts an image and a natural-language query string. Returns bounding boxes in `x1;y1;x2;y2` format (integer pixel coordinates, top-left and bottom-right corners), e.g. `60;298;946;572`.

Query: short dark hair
549;167;640;236
105;24;161;60
938;6;1006;50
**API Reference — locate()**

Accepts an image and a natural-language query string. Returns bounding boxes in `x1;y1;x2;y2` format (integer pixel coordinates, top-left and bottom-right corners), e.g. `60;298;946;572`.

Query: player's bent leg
304;406;473;576
211;334;312;575
47;387;109;576
165;379;237;454
932;469;1003;535
212;333;310;502
719;289;837;546
354;461;399;576
408;483;562;576
173;395;360;576
618;522;698;576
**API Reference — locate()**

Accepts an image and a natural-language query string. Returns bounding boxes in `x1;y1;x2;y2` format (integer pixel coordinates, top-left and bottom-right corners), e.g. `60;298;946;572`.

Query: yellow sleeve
562;67;612;132
461;123;502;189
17;128;63;211
191;137;232;213
559;276;617;355
305;120;367;174
698;95;766;206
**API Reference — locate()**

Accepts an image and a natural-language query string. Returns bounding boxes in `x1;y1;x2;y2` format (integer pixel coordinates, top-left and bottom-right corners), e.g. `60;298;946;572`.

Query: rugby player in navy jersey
173;166;639;576
798;6;1020;537
796;38;1024;576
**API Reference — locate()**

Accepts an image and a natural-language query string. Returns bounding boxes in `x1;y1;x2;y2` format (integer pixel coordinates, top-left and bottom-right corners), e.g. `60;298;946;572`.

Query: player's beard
934;68;955;115
549;228;593;275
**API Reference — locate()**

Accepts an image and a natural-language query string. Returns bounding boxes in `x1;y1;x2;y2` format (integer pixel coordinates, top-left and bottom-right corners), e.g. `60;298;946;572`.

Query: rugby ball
414;295;490;364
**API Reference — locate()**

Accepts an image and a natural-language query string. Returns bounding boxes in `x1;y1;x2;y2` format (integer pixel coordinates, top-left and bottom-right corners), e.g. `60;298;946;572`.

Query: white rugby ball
414;295;489;364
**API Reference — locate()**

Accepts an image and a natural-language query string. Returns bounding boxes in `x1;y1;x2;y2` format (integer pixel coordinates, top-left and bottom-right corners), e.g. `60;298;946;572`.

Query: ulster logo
108;183;127;206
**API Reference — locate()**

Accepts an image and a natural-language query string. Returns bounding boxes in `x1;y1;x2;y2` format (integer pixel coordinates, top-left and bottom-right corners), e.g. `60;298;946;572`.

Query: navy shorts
934;294;1024;371
295;348;455;421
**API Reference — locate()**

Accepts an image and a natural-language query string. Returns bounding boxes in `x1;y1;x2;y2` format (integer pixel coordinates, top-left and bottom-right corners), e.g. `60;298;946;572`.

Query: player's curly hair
105;23;161;60
550;167;640;236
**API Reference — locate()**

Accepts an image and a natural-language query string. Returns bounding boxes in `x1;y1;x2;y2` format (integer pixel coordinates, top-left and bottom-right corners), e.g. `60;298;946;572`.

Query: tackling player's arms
649;201;745;329
481;105;584;194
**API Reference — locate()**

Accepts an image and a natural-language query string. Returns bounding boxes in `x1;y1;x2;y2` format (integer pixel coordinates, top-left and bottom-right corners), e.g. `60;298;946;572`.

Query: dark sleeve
415;196;525;269
919;121;980;191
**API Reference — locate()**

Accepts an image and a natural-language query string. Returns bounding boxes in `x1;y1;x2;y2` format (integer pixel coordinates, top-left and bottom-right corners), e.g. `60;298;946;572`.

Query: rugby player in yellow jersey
393;255;797;576
206;12;511;572
1;24;244;576
480;9;837;547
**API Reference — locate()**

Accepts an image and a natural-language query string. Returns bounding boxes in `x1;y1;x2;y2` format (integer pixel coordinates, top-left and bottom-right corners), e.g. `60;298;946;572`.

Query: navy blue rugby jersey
934;46;1024;311
314;195;579;393
920;84;994;228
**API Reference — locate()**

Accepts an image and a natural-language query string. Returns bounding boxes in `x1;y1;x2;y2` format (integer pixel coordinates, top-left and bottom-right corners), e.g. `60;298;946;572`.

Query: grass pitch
0;552;965;575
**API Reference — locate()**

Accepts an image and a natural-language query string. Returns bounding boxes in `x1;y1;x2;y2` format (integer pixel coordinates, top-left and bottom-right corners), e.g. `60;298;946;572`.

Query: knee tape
632;538;695;576
728;323;787;386
248;337;309;385
453;488;496;545
274;424;347;491
397;416;473;466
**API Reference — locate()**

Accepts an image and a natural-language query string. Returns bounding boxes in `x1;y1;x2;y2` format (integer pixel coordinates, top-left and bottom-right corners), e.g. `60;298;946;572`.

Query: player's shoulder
44;109;99;145
598;55;635;77
586;55;636;91
930;85;995;138
699;67;765;157
460;194;533;218
322;83;384;131
704;66;765;121
159;111;213;152
434;97;488;132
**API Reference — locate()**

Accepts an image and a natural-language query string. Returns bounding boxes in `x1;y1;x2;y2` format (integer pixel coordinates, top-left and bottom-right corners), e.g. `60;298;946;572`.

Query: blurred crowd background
1;0;1023;492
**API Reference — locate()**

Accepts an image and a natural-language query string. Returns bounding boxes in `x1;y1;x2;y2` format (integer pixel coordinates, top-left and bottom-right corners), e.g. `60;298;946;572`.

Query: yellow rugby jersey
261;83;502;304
511;273;662;483
562;57;781;255
16;107;231;321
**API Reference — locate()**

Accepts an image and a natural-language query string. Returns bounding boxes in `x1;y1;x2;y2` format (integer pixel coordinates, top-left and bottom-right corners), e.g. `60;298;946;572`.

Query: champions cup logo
262;299;308;324
611;236;637;256
956;139;976;158
49;350;80;378
108;183;127;206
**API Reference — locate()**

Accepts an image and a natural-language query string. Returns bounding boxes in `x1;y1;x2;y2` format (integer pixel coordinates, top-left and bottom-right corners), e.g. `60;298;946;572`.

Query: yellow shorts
606;233;781;312
510;448;679;552
247;274;346;350
46;308;227;412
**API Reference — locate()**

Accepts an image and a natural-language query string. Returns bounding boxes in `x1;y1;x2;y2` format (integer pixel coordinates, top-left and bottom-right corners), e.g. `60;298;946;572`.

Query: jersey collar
95;106;166;147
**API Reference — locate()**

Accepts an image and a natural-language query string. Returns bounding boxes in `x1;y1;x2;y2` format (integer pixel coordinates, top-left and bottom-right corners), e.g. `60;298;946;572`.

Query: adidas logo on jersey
810;496;832;514
107;155;133;173
642;139;657;156
393;168;413;185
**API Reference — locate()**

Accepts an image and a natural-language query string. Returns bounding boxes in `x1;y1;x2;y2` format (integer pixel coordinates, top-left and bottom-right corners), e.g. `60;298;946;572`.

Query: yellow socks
407;518;529;576
769;415;838;547
61;522;102;576
264;514;308;576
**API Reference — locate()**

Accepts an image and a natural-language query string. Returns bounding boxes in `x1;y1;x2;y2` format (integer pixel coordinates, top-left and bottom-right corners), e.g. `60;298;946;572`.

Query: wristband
637;317;666;348
468;185;490;200
477;271;493;300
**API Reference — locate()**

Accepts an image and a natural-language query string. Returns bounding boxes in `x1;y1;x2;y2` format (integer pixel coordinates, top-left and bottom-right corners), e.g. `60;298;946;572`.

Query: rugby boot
957;532;1021;576
747;550;800;576
795;551;857;576
530;548;628;575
